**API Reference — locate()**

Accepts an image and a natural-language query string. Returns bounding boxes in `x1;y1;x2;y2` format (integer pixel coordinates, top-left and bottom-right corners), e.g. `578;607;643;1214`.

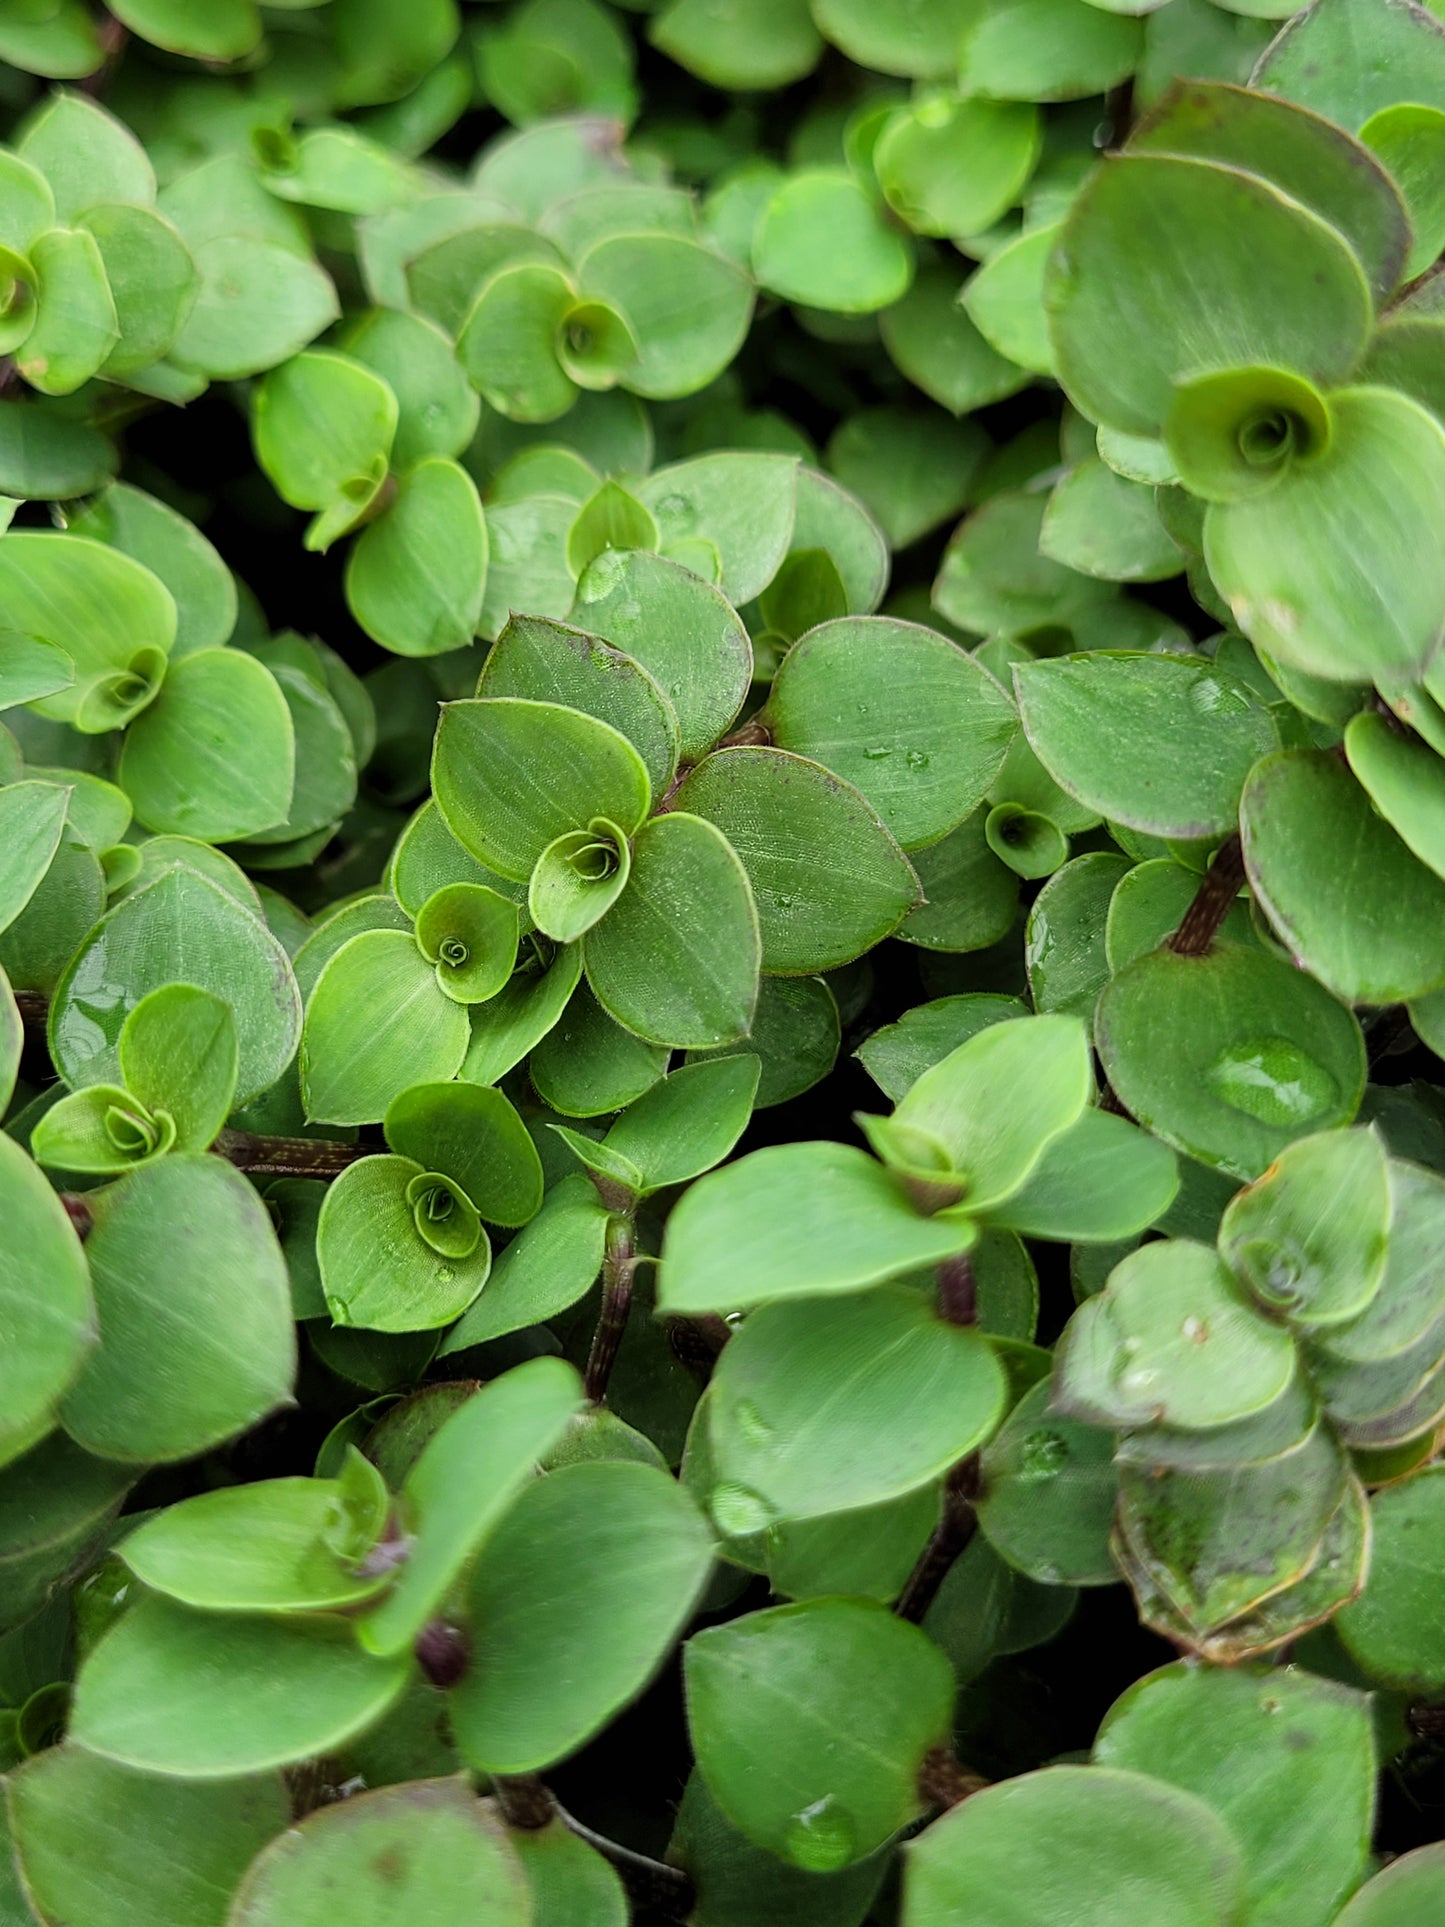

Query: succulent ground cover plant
7;0;1445;1920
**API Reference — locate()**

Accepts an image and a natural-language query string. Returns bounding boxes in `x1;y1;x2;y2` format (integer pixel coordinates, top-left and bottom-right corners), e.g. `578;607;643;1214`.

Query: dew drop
734;1399;775;1446
905;749;930;770
1205;1036;1338;1127
710;1482;774;1538
1188;676;1251;718
1018;1429;1070;1482
862;744;893;760
784;1796;857;1873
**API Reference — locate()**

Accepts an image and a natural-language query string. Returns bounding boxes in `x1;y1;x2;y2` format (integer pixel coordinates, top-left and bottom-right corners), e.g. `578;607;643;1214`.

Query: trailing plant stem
1166;833;1246;958
917;1745;989;1812
896;1456;982;1624
583;1213;637;1403
213;1128;369;1178
937;1251;977;1326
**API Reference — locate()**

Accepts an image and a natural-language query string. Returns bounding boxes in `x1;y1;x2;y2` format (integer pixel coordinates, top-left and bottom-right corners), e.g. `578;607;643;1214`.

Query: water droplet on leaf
1205;1036;1338;1127
784;1796;857;1873
734;1399;775;1446
711;1482;774;1538
1018;1429;1070;1482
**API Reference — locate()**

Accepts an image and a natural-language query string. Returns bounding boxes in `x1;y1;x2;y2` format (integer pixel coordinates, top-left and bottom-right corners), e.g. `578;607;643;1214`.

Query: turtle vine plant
8;0;1445;1920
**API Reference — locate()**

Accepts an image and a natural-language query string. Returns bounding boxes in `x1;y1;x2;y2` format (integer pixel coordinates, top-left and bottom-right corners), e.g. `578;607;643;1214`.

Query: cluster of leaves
5;0;1445;1921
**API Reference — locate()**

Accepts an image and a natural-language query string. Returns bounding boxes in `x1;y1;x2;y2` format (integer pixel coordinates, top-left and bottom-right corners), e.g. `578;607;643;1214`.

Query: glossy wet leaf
976;1379;1117;1586
635;452;798;607
1096;942;1366;1179
753;171;913;315
903;1765;1244;1927
452;1459;712;1771
317;1154;492;1332
675;747;919;973
763;616;1015;850
72;1594;411;1776
1024;851;1130;1020
230;1780;531;1926
439;1173;608;1351
307;929;467;1130
50;863;300;1107
1095;1662;1375;1927
659;1141;975;1314
359;1355;582;1657
435;697;650;882
1337;1468;1445;1690
59;1155;295;1463
1207;390;1445;687
1054;1238;1297;1431
706;1284;1006;1526
584;811;760;1048
1344;708;1445;883
1218;1127;1389;1327
1105;857;1256;972
7;1750;288;1927
0;1132;94;1461
687;1598;953;1868
118;647;293;842
1243;747;1445;1003
116;982;237;1154
346;458;488;658
1047;154;1372;435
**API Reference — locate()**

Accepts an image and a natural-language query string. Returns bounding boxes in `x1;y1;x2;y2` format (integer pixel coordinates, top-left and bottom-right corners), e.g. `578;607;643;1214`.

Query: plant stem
895;1456;982;1624
583;1213;636;1403
557;1806;697;1919
718;714;772;749
936;1251;977;1326
917;1745;989;1812
493;1774;556;1831
1166;832;1246;959
13;991;46;1035
59;1194;94;1241
213;1128;369;1178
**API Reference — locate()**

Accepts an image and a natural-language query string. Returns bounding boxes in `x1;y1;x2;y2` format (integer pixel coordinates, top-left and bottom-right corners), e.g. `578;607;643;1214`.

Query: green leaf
385;1079;543;1227
458;262;578;423
635;452;799;607
415;881;520;1003
1046;155;1372;436
584;811;761;1049
1345;708;1445;883
1040;461;1183;582
302;930;470;1126
69;482;236;660
686;1598;953;1868
1323;1158;1445;1364
0;1133;94;1460
235;661;356;846
565;481;658;577
1095;1663;1375;1927
120;1476;389;1614
1243;747;1445;1003
570;546;752;763
18;91;153;219
932;489;1112;636
0;1434;131;1633
897;809;1018;953
988;1108;1179;1242
903;1765;1244;1927
650;0;822;88
601;1055;760;1193
0;400;113;503
1206;389;1445;687
117;982;237;1153
1016;651;1275;839
509;1815;628;1927
434;697;651;882
72;1595;411;1776
461;941;584;1086
7;1750;288;1927
170;235;338;382
346;458;488;657
0;781;69;935
1252;0;1445;134
578;233;753;400
675;746;919;972
811;0;974;75
875;95;1039;237
358;1354;582;1656
0;965;17;1114
31;1082;176;1176
890;1014;1091;1210
975;1378;1117;1586
1334;1847;1445;1926
1105;856;1256;972
957;0;1144;99
16;226;118;396
753;171;913;315
530;819;633;943
229;1780;532;1925
390;801;507;920
889;257;1031;409
1218;1127;1389;1326
317;1154;490;1332
1337;1467;1445;1690
452;1459;713;1771
0;830;105;997
826;405;987;551
439;1173;608;1351
857;994;1028;1101
763;616;1014;850
253;350;397;549
117;648;294;841
59;1155;295;1463
659;1141;974;1314
0;532;175;731
342;306;479;469
51;863;300;1107
706;1284;1005;1527
1024;851;1130;1020
529;976;669;1115
478;612;679;800
1096;942;1366;1179
961;222;1059;374
478;493;578;638
80;202;197;381
1361;102;1445;278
